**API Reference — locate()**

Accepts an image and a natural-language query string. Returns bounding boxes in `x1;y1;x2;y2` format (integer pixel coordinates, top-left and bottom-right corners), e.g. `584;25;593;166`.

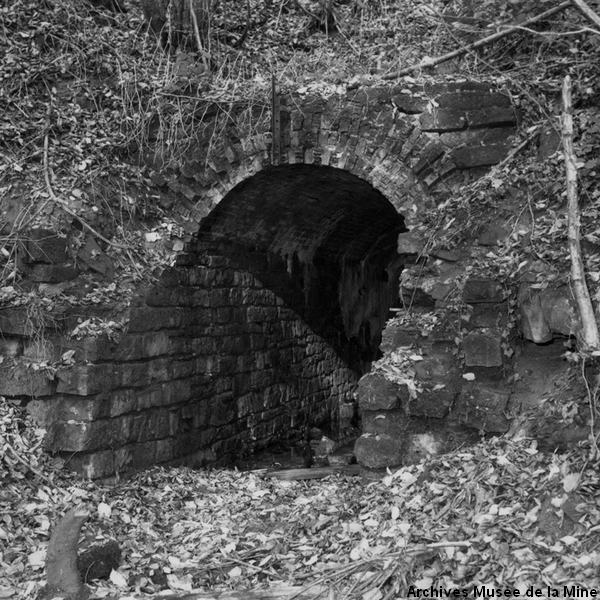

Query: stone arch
195;163;406;372
21;80;518;478
171;80;516;232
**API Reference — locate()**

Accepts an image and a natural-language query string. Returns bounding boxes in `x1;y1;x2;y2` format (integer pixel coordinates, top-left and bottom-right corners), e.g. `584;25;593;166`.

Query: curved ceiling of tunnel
198;164;405;264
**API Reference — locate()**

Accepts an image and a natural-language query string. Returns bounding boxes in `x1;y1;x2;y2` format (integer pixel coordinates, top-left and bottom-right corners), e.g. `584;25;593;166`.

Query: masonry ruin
0;79;546;478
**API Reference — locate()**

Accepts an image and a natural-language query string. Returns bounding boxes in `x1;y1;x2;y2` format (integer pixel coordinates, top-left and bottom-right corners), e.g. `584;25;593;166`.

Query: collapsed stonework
353;234;583;469
0;79;529;478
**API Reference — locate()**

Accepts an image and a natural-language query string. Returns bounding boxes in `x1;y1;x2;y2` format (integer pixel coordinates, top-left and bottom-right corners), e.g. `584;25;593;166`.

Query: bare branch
571;0;600;29
561;74;600;350
43;132;128;250
367;1;572;83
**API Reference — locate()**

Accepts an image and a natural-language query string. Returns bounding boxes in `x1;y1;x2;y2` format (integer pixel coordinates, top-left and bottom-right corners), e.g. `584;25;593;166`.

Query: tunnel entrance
30;165;407;477
198;164;406;375
184;164;406;460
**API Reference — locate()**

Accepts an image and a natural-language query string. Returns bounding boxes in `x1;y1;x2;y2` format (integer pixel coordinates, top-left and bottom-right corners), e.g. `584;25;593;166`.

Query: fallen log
262;464;364;480
42;508;90;600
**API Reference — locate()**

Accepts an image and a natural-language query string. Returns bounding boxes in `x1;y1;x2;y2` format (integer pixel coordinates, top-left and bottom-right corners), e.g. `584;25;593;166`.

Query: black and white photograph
2;0;600;598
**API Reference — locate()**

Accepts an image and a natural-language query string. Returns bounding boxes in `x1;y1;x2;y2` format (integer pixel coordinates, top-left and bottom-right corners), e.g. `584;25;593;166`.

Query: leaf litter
2;430;600;599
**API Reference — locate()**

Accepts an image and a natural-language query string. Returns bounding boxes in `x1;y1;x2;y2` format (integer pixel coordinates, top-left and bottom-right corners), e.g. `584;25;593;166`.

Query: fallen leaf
109;569;128;588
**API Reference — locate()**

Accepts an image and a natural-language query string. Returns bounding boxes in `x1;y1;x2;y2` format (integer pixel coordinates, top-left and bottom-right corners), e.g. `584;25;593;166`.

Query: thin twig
347;0;572;86
5;444;54;485
581;358;600;460
486;125;542;178
43;132;128;251
289;541;473;599
508;24;600;36
189;0;211;70
228;557;283;579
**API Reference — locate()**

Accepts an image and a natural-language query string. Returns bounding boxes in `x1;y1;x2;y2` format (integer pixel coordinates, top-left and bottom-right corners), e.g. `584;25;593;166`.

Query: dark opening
197;164;406;374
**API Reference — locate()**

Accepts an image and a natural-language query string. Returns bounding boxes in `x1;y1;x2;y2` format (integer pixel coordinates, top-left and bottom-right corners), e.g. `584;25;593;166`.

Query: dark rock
356;372;409;411
354;433;403;469
56;364;116;396
0;337;22;357
518;285;579;343
23;339;59;362
541;288;579;337
436;91;511;110
420;109;467;132
463;278;505;303
77;236;114;278
362;409;408;437
429;247;460;262
532;415;589;452
430;282;453;302
439;126;515;149
410;385;456;419
463;331;503;367
518;260;558;283
428;321;460;343
412;141;445;174
25;229;67;264
0;363;54;397
400;286;435;308
30;264;79;283
78;540;121;582
411;345;460;417
391;91;429;114
465;106;516;127
413;347;457;380
453;383;511;433
451;143;511;168
466;303;508;329
0;307;32;335
380;324;421;353
518;286;551;343
128;307;185;332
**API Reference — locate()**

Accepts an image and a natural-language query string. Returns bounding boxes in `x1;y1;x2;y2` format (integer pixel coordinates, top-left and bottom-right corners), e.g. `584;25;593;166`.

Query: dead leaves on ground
1;437;600;598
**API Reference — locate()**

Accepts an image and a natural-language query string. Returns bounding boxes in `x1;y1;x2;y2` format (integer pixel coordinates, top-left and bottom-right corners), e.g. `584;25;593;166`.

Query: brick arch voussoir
188;80;517;232
202;129;429;230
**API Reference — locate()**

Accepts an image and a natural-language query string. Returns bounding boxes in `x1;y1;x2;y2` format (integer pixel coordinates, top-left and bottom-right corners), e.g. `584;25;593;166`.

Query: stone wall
15;236;358;478
353;226;583;470
0;79;522;477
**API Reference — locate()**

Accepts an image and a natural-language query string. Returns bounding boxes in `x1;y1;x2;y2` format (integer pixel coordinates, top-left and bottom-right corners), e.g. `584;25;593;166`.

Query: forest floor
3;433;600;599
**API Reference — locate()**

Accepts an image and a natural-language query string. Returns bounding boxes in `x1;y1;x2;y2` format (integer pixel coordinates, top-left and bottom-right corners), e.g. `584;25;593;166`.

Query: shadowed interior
198;164;406;373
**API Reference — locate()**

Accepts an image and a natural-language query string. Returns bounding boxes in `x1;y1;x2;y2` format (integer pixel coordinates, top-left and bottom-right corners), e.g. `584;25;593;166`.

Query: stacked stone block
151;79;517;234
3;236;358;478
0;79;520;477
